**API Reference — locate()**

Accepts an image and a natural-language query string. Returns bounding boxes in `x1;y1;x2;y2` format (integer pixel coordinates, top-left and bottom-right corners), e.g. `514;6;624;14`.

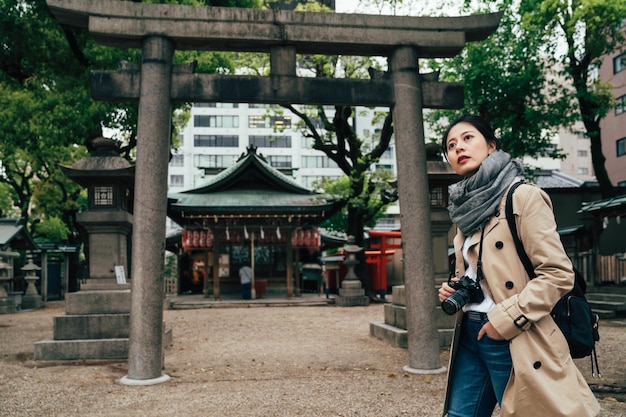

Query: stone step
586;293;626;303
587;299;626;312
65;290;131;315
34;328;173;361
593;309;616;319
53;314;130;340
33;338;129;360
369;322;451;349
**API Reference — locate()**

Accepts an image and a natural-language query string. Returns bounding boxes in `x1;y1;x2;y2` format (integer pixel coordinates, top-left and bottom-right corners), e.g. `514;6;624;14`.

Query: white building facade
168;103;398;193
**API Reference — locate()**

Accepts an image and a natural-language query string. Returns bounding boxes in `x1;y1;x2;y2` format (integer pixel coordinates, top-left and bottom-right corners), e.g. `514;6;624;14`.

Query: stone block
33;338;129;360
335;295;370;307
338;287;365;297
371;322;454;349
20;295;43;310
65;290;131;315
53;314;130;340
341;280;363;290
384;303;407;329
391;285;405;306
369;322;407;348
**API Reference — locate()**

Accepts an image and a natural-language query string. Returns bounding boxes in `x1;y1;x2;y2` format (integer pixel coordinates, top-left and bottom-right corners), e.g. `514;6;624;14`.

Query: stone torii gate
46;0;501;385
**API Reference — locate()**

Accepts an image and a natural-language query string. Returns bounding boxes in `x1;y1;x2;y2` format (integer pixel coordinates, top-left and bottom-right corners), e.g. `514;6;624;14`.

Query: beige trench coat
443;181;600;417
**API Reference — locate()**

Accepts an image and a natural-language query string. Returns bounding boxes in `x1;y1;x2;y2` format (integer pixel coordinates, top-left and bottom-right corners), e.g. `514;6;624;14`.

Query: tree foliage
520;0;625;197
426;0;625;198
0;0;256;245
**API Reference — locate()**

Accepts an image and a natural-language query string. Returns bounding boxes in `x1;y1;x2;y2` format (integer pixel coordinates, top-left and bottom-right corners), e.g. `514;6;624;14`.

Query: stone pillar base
335;279;370;307
21;295;43;310
370;285;455;348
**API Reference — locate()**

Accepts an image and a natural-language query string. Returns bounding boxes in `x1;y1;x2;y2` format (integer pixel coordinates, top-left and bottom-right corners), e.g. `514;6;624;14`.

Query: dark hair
441;114;499;159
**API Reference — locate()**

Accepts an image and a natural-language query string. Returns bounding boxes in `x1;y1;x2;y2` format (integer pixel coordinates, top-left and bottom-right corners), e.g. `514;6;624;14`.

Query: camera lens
441;289;471;315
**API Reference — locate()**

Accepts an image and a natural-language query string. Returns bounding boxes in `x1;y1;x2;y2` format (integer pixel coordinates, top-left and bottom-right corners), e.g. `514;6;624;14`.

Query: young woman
438;115;599;417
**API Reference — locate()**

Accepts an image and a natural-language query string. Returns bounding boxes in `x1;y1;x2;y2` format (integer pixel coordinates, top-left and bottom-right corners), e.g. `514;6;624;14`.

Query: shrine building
167;146;340;298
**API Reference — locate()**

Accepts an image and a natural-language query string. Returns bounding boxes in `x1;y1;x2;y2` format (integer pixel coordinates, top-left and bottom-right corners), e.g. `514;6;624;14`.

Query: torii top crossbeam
47;0;501;58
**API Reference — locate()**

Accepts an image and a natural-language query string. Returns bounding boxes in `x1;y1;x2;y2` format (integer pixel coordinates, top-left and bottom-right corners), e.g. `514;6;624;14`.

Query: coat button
505;281;514;289
495;241;504;249
533;361;542;369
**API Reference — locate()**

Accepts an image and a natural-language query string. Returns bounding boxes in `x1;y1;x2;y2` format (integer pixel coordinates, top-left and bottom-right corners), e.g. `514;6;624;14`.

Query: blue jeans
447;312;513;417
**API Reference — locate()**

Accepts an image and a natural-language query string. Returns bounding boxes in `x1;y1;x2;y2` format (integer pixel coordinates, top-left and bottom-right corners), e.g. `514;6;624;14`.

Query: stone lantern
21;253;42;309
60;137;134;288
34;137;136;360
335;236;369;307
425;142;460;284
0;254;16;314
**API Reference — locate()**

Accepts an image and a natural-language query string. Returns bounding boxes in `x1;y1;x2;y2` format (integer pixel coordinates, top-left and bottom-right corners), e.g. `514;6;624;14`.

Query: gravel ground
1;300;625;417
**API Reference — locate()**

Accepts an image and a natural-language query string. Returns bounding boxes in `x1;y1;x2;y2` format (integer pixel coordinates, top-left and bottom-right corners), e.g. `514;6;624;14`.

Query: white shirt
461;236;496;313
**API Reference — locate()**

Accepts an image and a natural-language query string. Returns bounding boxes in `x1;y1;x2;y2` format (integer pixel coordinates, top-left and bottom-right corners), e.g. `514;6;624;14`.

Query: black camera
441;275;484;315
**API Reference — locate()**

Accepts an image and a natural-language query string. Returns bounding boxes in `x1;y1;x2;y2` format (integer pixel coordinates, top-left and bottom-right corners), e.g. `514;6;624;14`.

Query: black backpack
505;182;600;373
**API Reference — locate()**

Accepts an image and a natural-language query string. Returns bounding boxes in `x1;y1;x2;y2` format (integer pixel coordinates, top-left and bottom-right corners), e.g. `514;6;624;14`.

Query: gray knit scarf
447;150;523;236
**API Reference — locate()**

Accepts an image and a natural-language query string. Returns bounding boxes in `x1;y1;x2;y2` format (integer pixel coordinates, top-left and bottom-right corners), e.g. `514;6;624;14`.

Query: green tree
427;0;625;198
0;0;258;243
426;0;571;160
520;0;625;197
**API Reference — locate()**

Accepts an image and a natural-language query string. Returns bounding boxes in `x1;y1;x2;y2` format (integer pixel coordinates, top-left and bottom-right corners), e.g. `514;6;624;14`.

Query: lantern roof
60;137;135;187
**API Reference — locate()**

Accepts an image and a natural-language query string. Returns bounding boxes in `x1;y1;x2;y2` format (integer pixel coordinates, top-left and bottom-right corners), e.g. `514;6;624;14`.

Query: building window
194;154;236;168
194;135;239;147
577;167;589;175
301;175;339;189
194;103;239;108
617;137;626;157
170;154;184;166
93;185;114;207
193;115;239;128
616;94;626;115
301;156;338;168
169;175;184;187
381;146;394;160
577;150;588;157
301;137;315;149
268;155;292;168
247;115;291;129
613;52;626;74
249;135;292;148
249;103;279;109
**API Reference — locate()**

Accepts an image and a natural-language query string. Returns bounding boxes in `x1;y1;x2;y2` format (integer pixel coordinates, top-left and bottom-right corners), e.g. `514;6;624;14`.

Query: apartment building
599;20;626;187
167;104;397;193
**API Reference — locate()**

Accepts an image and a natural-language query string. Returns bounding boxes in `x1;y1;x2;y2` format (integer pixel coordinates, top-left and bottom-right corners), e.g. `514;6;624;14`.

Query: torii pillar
120;37;174;385
390;47;445;374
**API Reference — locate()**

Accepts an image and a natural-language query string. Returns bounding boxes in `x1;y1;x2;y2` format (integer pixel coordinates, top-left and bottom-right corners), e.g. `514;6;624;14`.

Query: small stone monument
20;254;43;310
335;236;370;307
0;253;17;314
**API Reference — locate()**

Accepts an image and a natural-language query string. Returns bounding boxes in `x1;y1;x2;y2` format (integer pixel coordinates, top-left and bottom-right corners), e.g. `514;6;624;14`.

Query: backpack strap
505;181;537;279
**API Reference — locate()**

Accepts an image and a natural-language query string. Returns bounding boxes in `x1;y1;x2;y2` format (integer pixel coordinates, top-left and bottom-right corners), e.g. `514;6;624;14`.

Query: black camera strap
476;225;487;283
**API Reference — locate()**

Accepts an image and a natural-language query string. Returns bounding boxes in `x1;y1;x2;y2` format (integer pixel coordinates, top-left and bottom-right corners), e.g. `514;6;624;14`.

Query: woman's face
445;121;496;177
